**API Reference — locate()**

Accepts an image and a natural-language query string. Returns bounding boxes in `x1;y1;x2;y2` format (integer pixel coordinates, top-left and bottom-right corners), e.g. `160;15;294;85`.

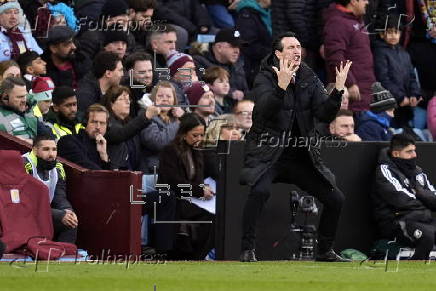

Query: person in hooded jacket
239;31;352;262
372;134;436;260
235;0;272;87
373;14;421;129
356;83;396;141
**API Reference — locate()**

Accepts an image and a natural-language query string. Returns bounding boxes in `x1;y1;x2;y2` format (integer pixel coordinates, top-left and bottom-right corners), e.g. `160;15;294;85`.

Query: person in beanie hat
17;51;47;90
356;82;397;141
185;82;216;125
166;51;196;106
103;31;129;59
167;51;196;79
28;77;55;122
0;0;42;61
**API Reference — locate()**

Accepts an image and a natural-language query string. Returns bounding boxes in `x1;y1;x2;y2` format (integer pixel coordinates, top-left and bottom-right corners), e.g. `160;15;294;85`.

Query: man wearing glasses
234;99;254;138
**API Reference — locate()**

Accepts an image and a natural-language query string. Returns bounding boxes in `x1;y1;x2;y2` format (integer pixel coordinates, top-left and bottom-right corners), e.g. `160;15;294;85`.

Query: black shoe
240;249;257;262
315;249;351;262
141;245;157;257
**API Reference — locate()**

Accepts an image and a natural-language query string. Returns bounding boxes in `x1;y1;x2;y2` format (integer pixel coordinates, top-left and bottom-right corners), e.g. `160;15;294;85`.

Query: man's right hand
145;105;160;119
348;84;361;101
272;55;298;90
95;134;109;162
62;209;78;228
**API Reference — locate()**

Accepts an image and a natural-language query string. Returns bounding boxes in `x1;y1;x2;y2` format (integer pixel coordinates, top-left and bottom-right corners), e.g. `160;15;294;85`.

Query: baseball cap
214;28;247;47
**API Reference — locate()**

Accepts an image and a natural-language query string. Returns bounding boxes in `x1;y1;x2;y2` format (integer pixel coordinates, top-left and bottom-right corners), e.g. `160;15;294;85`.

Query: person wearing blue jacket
357;82;397;141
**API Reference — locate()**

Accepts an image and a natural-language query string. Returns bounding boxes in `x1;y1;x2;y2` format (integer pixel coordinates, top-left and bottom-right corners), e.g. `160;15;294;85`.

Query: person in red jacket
323;0;376;113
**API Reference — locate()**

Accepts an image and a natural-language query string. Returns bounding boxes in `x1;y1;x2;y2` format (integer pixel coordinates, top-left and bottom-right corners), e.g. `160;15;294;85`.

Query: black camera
289;191;318;260
291;191;318;215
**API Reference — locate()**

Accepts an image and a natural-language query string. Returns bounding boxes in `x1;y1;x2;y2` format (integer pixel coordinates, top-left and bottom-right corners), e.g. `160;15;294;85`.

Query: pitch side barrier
0;131;142;259
215;140;436;260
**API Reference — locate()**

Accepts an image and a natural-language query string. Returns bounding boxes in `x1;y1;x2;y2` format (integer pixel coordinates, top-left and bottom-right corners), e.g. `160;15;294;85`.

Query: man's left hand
335;60;352;91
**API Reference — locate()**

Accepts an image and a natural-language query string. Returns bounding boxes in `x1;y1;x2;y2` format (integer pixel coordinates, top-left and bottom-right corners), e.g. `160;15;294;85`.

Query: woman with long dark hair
157;112;215;260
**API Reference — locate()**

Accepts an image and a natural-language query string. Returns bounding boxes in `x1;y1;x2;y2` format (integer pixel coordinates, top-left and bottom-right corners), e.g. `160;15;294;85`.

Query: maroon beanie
167;51;193;77
185;82;211;106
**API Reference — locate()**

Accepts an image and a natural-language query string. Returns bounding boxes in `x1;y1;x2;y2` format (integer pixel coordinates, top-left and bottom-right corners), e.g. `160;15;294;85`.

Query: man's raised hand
273;55;298;90
335;60;352;91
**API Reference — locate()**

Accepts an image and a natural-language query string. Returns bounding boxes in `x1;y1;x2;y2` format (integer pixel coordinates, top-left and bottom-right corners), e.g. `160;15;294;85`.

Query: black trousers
143;190;177;252
396;219;436;260
241;154;345;252
175;199;215;260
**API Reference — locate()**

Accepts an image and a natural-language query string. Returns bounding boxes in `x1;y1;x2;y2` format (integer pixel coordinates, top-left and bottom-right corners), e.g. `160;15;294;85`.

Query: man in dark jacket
77;51;124;113
43;26;92;89
154;0;211;43
239;31;352;262
271;0;319;63
122;52;155;117
193;28;249;100
235;0;272;87
323;0;376;112
76;0;135;59
23;134;78;243
58;104;125;170
372;134;436;260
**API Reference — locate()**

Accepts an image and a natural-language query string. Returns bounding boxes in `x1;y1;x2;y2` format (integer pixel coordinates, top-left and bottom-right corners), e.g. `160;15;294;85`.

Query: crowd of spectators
0;0;436;260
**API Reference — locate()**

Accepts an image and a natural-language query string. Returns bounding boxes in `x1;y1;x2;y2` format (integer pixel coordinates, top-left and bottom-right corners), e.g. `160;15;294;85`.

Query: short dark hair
124;52;153;71
389;133;416;152
93;51;121;79
33;134;56;147
385;14;403;31
17;51;40;74
272;31;297;52
149;24;177;40
336;109;353;118
0;77;26;96
335;0;351;6
52;86;76;106
127;0;156;11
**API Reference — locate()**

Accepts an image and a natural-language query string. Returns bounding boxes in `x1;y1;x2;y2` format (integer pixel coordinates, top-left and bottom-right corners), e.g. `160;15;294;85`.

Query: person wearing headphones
0;76;38;144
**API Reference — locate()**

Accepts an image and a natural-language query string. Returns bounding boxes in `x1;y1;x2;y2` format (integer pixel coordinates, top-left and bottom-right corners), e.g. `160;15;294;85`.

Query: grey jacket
139;116;179;173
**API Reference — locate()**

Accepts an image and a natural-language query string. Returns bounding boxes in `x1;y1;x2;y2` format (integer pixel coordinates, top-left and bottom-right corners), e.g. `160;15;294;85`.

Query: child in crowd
203;66;236;115
373;14;422;130
17;51;47;90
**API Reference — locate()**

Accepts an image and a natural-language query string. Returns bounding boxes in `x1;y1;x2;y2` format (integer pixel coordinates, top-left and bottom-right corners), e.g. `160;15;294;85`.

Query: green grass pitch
2;260;436;291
